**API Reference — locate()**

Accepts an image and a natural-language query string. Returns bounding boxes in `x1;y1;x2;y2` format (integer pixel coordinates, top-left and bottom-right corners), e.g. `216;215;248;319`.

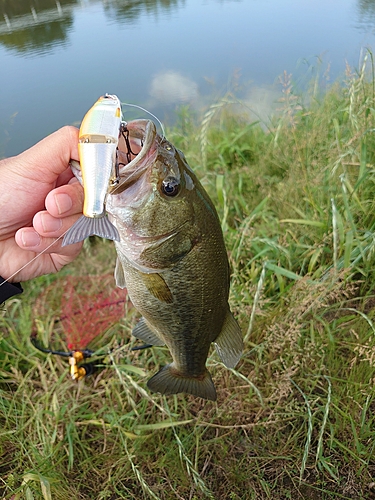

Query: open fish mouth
108;119;158;195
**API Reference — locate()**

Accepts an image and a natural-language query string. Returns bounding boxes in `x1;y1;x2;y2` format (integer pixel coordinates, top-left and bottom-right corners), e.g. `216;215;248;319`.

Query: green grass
3;53;375;498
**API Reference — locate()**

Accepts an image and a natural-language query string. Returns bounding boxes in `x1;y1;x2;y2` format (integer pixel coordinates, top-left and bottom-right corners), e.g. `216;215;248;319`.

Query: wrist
0;276;23;302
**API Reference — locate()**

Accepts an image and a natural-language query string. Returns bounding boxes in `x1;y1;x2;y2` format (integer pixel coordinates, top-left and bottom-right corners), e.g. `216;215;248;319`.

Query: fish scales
105;119;243;401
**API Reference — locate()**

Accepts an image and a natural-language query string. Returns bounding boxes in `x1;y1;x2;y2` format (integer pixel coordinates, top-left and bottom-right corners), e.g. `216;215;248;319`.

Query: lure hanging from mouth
63;93;123;246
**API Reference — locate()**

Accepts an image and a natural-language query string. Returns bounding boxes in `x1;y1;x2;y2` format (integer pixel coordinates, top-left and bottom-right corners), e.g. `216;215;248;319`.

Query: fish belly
116;249;225;401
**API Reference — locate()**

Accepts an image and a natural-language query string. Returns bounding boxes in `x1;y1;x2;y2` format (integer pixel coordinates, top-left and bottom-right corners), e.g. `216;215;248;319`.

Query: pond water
1;0;375;157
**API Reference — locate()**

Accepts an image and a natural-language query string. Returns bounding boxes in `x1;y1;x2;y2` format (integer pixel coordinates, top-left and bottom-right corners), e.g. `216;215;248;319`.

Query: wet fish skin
106;120;243;401
63;94;121;246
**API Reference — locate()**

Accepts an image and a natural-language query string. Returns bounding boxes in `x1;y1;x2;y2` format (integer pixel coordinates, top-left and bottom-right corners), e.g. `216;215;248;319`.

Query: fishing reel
30;335;152;381
30;335;99;381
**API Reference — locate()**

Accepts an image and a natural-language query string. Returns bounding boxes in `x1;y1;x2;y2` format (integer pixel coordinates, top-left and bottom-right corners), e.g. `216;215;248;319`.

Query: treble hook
111;121;134;186
120;121;139;164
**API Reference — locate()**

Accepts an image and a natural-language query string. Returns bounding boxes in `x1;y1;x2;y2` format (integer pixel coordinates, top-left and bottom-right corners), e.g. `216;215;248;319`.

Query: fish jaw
108;119;159;196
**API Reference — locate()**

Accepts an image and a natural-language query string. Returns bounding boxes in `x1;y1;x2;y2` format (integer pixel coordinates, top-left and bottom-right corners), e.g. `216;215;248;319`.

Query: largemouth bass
63;94;122;246
105;119;243;401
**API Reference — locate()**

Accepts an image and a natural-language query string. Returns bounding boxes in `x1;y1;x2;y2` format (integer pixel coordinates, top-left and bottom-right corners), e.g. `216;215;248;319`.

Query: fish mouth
108;119;158;195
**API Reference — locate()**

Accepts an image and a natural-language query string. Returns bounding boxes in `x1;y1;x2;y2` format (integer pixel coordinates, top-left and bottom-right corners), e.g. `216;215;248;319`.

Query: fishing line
121;102;166;140
0;230;68;287
2;103;164;287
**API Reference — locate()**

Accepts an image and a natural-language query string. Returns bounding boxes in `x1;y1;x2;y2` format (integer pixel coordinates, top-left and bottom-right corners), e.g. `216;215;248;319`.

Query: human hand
0;126;84;283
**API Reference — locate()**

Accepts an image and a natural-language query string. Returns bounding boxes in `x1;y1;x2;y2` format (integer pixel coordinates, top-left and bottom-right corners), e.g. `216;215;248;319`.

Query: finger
16;126;79;183
55;166;75;187
45;179;84;218
15;227;82;256
32;211;84;238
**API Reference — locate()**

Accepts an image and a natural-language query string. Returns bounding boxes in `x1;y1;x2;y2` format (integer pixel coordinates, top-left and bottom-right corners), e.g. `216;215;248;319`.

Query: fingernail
21;231;41;247
41;213;62;233
54;193;72;214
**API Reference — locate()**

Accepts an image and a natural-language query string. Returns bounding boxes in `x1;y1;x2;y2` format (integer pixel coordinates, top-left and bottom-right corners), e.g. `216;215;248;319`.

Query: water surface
1;0;375;156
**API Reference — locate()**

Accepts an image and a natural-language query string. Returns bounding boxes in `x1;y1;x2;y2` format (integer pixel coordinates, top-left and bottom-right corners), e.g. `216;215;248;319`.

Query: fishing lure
62;96;167;247
62;93;124;246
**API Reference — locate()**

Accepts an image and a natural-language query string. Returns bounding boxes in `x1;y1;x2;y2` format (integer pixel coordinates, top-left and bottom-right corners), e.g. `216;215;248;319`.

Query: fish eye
161;177;180;197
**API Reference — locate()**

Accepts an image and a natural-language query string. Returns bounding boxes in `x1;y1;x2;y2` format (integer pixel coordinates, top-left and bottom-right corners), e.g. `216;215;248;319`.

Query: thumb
16;126;79;184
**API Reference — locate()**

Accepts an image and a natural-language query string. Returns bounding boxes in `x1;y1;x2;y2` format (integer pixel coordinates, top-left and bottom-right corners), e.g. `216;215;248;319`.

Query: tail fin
147;364;217;401
62;215;120;246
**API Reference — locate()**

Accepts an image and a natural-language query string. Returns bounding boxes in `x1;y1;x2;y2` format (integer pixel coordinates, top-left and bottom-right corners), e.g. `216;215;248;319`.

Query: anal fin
214;310;243;369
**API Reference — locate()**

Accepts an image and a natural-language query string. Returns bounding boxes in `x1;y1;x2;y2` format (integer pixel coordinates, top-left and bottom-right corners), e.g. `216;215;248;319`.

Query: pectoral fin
132;317;165;346
214;310;243;369
115;257;127;289
141;273;173;303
